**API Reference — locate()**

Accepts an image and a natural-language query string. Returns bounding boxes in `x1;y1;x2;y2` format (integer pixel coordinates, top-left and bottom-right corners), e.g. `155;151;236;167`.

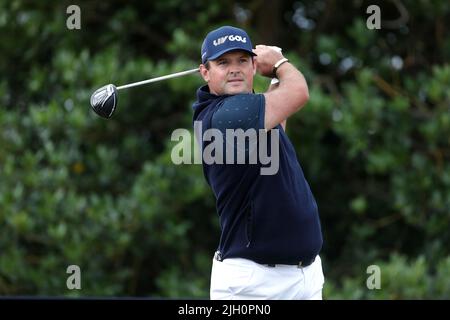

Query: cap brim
207;47;257;62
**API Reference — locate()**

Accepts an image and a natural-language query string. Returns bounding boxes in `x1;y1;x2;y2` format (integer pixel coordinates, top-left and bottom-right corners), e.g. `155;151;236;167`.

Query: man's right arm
252;45;309;130
266;81;287;131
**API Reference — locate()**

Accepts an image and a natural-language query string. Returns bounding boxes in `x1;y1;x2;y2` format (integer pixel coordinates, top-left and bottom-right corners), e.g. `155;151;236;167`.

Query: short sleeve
211;94;265;133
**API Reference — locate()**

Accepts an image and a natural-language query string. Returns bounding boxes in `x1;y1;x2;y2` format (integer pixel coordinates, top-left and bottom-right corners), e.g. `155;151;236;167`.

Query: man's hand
254;46;309;130
252;45;285;78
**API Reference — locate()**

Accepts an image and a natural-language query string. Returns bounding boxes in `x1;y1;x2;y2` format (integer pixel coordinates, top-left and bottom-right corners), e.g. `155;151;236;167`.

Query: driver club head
90;84;118;118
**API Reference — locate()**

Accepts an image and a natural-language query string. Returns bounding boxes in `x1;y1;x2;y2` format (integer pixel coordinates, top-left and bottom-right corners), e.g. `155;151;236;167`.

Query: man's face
200;51;256;95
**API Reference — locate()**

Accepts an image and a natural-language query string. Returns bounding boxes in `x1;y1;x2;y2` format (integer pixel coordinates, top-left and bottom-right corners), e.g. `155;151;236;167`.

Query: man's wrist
270;78;280;85
272;58;289;78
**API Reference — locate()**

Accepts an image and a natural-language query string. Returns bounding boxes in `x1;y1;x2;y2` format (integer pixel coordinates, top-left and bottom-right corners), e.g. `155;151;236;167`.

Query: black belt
214;252;315;268
266;257;315;268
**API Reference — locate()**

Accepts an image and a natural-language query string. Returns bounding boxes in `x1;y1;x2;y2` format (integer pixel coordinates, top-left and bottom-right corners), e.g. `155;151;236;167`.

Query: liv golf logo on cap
213;34;247;46
201;26;256;64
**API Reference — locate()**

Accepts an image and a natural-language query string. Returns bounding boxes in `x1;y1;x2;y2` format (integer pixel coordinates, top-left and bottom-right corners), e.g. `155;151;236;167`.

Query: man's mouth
227;79;243;83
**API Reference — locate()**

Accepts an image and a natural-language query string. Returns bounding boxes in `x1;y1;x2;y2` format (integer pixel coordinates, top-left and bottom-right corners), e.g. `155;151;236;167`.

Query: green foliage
324;254;450;299
1;1;449;298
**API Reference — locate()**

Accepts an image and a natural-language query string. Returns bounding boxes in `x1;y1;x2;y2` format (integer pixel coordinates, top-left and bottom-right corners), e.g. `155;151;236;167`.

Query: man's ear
199;64;210;82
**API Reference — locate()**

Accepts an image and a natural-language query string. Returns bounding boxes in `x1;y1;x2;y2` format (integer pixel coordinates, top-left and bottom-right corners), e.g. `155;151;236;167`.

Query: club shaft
116;68;199;90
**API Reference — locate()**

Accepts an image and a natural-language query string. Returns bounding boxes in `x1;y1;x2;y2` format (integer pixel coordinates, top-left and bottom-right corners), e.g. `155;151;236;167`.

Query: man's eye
218;61;227;65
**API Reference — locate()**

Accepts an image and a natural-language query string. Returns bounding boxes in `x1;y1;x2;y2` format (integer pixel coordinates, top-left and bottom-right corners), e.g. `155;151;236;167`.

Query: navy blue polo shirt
192;85;322;265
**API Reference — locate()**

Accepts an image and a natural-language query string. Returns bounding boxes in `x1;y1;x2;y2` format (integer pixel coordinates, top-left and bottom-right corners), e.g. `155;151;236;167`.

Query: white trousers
210;255;324;300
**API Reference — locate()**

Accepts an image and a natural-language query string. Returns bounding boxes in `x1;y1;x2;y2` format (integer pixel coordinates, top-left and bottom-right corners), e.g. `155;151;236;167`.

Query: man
192;26;324;299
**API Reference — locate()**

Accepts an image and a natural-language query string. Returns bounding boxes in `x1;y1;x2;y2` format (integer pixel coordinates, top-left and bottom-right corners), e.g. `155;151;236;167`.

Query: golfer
192;26;324;300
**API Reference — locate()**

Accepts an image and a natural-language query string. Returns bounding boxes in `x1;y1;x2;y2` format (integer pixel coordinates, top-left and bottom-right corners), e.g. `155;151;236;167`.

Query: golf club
90;67;199;118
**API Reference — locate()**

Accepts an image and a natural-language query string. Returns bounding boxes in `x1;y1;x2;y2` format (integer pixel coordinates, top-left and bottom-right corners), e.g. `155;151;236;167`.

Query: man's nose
229;66;241;75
